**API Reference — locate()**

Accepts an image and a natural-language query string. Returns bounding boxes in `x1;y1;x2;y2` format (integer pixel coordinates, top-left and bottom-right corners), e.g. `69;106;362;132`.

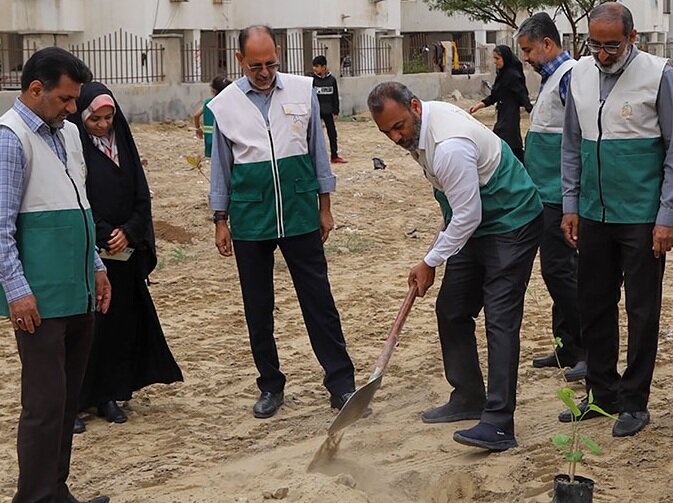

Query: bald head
589;2;634;36
238;25;275;55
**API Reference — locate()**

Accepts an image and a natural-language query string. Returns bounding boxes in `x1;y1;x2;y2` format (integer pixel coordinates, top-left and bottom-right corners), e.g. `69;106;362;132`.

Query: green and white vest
0;109;96;318
571;52;668;223
419;101;542;237
209;74;321;240
525;58;576;204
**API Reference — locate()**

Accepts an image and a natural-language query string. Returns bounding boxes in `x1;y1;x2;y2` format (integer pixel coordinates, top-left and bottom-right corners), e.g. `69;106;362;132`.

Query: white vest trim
571;52;667;141
208;73;313;163
529;58;576;134
0;109;89;213
420;101;501;190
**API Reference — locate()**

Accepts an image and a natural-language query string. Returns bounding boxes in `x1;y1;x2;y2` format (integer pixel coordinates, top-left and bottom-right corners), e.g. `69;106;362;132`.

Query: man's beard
529;60;544;73
594;44;632;74
398;114;422;152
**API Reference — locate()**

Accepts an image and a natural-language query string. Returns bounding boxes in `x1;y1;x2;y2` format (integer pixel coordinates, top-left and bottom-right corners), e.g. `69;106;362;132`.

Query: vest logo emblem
621;102;633;120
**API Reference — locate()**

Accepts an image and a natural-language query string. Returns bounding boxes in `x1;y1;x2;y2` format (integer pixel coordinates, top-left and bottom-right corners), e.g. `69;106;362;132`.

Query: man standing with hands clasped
208;25;358;420
559;2;673;437
516;12;586;381
0;47;111;503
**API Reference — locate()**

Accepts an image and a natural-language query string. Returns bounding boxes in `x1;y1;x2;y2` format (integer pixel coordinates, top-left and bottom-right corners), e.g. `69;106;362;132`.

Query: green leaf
587;403;618;420
588;389;594;404
564;450;584;463
552;434;572;448
579;435;601;455
554;337;564;349
557;388;581;417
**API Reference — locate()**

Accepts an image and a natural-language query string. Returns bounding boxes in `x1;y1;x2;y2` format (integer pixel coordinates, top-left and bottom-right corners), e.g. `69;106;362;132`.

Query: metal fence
183;31;339;82
69;29;165;83
182;34;231;83
0;35;37;90
341;33;392;76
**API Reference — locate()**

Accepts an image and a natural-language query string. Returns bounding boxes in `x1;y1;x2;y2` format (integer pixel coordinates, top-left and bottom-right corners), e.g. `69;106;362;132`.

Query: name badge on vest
621;101;633;120
282;103;309;134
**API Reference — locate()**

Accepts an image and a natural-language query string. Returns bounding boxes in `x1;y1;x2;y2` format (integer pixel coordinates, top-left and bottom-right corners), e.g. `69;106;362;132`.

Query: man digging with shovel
368;82;542;451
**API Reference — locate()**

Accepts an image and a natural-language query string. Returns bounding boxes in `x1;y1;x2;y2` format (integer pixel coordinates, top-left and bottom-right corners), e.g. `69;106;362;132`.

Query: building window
665;0;671;15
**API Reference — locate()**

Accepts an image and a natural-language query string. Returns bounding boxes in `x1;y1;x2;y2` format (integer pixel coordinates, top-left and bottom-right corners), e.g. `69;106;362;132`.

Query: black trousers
233;230;355;396
578;219;664;412
13;313;95;503
321;113;339;159
436;214;542;433
539;204;582;362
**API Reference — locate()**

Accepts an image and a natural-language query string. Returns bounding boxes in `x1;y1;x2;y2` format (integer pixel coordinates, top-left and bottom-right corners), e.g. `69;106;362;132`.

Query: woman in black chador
70;82;183;432
469;45;532;162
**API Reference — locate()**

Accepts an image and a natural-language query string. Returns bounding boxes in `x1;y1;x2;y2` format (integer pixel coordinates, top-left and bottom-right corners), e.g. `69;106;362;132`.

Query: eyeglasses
244;61;281;73
587;39;626;55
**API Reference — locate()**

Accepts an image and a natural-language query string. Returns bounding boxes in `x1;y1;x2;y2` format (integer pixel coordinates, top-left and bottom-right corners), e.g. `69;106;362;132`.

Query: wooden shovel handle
374;285;418;371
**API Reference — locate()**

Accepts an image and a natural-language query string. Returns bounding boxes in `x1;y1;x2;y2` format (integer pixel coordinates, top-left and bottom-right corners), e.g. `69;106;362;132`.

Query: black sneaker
558;396;618;423
564;361;587;382
421;400;483;424
612;411;650;437
453;422;517;451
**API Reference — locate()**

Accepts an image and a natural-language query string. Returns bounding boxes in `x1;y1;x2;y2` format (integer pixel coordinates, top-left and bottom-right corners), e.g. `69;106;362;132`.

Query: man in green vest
559;2;673;437
208;25;357;419
368;82;543;451
516;12;585;381
0;48;111;503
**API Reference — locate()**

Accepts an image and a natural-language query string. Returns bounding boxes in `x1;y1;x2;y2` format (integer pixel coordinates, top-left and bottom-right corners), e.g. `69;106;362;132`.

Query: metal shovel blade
328;371;383;435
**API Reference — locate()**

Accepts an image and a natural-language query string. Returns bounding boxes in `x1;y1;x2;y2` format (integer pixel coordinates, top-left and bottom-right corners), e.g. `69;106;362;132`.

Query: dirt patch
2;104;673;503
153;219;195;244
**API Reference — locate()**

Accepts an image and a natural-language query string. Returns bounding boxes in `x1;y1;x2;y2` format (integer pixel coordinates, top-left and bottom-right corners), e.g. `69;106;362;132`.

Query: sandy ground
3;101;673;503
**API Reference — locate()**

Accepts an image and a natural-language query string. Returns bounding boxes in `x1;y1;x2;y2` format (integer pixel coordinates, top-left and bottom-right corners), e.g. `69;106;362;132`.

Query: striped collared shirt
539;50;573;105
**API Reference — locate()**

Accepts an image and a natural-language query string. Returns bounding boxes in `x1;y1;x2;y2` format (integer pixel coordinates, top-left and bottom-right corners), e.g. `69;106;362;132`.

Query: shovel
309;285;418;469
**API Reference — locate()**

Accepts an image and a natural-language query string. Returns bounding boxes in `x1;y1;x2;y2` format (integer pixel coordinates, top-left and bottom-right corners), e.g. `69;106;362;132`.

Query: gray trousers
436;214;542;433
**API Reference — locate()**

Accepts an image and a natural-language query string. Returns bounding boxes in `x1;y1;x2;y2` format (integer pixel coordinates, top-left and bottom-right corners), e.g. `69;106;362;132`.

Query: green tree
424;0;605;58
551;0;602;57
423;0;552;29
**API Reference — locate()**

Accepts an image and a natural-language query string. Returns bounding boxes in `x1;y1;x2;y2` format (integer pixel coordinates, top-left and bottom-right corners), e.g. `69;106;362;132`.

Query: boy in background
194;75;231;158
312;55;347;163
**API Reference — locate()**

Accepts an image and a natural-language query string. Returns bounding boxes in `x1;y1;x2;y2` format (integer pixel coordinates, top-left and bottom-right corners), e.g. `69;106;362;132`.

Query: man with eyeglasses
207;25;358;419
559;2;673;437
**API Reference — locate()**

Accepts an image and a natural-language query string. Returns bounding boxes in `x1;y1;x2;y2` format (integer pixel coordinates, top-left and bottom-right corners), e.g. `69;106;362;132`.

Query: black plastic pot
552;474;595;503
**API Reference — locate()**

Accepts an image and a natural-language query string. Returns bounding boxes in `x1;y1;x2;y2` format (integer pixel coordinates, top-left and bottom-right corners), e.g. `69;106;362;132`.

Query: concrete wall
0;0;401;41
0;83;212;124
0;74;482;123
232;0;400;31
401;0;501;32
0;0;85;33
339;71;487;115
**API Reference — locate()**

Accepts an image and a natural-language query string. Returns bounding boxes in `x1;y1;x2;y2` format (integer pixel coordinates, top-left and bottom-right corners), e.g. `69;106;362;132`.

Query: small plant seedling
553;388;618;483
186;155;210;182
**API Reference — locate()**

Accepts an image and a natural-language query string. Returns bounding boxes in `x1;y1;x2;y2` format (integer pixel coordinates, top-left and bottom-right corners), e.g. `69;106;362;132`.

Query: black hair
516;12;562;47
21;46;92;91
589;2;634;37
211;75;232;94
312;55;327;66
238;25;275;55
367;82;418;113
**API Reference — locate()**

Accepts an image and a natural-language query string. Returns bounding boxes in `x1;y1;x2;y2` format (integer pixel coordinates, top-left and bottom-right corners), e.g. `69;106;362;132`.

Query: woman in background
70;82;183;433
469;45;532;162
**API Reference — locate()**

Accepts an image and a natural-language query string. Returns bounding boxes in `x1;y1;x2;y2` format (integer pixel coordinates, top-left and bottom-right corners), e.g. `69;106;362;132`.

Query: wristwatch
213;211;228;223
